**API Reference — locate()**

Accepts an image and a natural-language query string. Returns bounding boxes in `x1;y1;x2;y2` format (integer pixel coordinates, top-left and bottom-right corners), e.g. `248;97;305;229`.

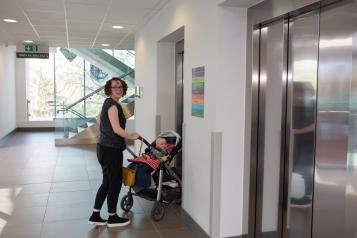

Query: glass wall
28;53;55;120
27;48;134;121
55;49;85;116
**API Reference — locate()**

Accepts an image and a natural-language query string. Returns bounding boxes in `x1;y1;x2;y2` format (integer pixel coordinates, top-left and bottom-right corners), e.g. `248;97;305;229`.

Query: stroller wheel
120;194;134;212
151;202;165;221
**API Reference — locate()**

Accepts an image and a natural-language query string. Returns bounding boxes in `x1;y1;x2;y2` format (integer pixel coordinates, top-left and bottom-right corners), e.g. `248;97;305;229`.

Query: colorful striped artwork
192;66;205;118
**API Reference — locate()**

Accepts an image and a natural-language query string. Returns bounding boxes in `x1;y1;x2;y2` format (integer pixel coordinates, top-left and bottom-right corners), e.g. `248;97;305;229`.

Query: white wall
213;6;247;236
0;45;16;139
135;0;247;236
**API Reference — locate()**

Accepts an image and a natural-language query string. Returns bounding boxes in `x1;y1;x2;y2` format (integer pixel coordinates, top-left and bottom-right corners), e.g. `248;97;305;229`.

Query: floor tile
0;132;199;238
0;223;42;238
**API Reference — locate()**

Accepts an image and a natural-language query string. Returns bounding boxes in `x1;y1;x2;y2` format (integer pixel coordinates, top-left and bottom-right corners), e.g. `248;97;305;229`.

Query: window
28;54;55;121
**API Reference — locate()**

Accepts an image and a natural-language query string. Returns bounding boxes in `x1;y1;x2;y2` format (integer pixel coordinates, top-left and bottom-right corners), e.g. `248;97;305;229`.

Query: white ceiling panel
10;33;38;41
42;34;66;39
65;3;108;22
18;0;64;12
68;31;96;38
38;31;67;37
68;36;92;41
25;11;65;25
111;0;162;9
0;22;32;31
0;8;29;23
106;7;151;24
66;0;111;5
67;22;100;32
34;25;66;32
98;31;128;39
2;27;34;35
0;0;169;49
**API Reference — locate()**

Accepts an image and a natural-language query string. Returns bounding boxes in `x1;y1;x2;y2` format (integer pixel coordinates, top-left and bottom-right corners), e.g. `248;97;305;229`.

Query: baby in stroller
127;137;172;187
121;130;182;221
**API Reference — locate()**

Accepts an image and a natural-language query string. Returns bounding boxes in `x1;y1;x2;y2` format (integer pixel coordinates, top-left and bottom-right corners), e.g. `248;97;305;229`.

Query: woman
88;77;139;227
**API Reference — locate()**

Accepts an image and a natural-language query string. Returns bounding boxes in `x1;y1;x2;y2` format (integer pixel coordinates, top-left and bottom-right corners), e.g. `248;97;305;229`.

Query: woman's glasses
111;86;123;90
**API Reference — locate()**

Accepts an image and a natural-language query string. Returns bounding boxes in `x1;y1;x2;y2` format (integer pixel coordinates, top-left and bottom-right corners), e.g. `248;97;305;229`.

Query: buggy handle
137;136;151;148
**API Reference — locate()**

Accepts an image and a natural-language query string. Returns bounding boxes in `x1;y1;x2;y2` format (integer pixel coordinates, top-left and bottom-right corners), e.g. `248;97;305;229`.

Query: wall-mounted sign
24;44;38;52
192;66;205;118
16;43;49;59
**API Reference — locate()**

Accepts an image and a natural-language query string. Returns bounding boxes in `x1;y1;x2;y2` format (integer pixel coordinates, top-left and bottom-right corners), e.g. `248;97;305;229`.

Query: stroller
121;130;182;221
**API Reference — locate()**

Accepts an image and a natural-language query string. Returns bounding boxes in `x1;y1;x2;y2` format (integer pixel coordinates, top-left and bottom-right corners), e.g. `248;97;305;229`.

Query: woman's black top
98;98;126;150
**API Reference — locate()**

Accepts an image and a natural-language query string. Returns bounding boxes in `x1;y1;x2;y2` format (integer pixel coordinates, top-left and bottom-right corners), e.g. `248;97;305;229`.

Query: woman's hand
129;132;140;140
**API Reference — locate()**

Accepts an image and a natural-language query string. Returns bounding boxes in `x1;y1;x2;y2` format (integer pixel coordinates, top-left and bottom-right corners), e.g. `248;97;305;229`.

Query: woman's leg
89;144;110;225
93;144;110;210
104;148;131;227
106;148;123;214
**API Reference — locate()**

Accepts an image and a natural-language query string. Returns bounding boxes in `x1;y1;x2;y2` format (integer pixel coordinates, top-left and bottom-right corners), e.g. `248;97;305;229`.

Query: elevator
249;0;357;237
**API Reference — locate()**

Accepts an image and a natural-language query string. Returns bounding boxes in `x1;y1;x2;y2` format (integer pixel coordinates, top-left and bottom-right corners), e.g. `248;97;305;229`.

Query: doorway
249;1;357;237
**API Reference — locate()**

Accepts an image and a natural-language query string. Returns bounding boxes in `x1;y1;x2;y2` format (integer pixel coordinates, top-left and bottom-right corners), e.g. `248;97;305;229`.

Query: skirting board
180;207;247;238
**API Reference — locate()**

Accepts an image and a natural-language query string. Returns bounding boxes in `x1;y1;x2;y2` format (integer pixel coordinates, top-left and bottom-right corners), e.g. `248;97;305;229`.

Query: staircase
68;48;135;88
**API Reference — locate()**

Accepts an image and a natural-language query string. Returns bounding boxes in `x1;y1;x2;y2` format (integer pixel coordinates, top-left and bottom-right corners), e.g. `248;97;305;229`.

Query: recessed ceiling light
101;44;110;47
3;19;17;23
24;40;33;43
112;25;124;29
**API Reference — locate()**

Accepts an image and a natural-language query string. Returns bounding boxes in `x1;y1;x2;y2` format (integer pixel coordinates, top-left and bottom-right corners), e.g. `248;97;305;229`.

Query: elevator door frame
175;40;184;170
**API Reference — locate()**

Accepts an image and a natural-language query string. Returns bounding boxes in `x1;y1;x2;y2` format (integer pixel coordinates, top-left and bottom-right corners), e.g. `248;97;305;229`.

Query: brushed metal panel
248;28;261;238
313;2;355;238
255;19;287;238
285;11;319;238
345;2;357;238
248;0;341;26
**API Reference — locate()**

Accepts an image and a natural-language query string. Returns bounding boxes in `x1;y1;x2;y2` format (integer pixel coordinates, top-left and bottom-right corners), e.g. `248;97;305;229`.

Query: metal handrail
64;70;134;110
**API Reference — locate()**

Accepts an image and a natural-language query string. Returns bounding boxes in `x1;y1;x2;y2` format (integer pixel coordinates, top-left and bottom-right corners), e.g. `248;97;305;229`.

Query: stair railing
56;70;135;139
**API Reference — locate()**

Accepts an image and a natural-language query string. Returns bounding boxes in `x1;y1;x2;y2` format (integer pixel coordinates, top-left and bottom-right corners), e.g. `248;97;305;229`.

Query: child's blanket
127;156;160;170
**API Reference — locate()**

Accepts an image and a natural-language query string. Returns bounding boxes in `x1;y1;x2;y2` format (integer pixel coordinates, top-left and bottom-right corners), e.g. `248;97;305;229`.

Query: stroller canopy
156;130;181;147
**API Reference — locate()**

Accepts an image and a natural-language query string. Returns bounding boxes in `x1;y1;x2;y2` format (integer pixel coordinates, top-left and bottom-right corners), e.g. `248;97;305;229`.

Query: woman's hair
104;77;128;96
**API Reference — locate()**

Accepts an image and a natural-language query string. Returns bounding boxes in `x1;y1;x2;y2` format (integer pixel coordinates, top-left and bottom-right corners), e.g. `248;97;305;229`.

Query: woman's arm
108;105;138;140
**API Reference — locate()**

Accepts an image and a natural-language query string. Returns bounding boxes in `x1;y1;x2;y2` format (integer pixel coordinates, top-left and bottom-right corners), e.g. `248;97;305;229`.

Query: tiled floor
0;132;201;238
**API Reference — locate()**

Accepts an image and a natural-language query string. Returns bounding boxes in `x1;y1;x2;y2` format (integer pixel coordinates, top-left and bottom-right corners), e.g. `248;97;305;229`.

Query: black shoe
107;214;130;227
88;212;107;226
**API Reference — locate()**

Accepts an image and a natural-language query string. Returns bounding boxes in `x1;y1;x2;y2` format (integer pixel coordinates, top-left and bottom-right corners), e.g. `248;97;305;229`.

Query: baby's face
156;138;167;150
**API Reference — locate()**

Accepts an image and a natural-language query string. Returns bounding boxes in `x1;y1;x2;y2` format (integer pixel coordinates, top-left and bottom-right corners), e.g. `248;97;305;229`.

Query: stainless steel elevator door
313;1;356;238
255;19;287;238
251;1;357;238
285;11;319;238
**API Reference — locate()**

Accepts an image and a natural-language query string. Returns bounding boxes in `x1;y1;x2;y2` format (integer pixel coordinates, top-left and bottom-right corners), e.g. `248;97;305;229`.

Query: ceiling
219;0;264;8
0;0;169;49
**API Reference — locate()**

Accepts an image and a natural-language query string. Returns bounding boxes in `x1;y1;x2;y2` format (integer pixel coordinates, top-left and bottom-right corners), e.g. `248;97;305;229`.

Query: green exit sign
24;44;38;52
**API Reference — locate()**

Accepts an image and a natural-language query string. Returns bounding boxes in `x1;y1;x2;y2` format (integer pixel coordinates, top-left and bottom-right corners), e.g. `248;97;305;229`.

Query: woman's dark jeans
94;144;123;213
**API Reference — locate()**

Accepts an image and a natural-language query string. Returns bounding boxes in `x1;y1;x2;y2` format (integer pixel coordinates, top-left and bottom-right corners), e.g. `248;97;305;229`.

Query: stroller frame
121;131;182;221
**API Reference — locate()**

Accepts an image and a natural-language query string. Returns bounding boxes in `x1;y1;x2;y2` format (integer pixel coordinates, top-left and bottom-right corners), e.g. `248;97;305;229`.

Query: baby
144;137;168;161
127;137;170;189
